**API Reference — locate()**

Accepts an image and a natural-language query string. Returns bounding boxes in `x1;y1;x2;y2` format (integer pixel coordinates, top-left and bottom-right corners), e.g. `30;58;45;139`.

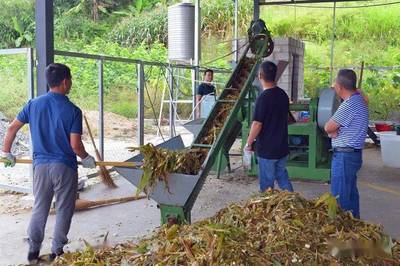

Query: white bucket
379;131;400;168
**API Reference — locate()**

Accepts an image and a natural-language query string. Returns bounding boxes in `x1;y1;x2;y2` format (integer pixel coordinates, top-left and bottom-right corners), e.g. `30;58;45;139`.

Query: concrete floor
0;147;399;265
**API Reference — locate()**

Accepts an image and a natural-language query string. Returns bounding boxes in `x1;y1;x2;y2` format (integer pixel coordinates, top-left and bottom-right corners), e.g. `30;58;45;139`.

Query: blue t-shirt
17;92;82;169
331;93;369;149
197;83;215;96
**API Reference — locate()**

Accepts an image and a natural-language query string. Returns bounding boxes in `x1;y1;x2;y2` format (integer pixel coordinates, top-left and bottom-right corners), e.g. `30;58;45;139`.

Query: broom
0;158;138;168
74;195;146;211
83;115;117;188
49;195;146;214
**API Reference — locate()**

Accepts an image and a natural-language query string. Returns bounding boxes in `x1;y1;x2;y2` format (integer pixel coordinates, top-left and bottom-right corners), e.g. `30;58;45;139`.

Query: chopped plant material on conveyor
128;144;208;195
199;57;255;145
54;190;400;266
199;102;235;145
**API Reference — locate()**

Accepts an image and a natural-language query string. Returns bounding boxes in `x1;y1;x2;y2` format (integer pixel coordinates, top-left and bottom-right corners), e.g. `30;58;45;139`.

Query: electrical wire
211;37;248;44
306;64;400;71
280;1;400;9
202;40;249;66
142;65;154;110
172;74;228;85
188;92;216;121
143;65;166;141
161;67;179;136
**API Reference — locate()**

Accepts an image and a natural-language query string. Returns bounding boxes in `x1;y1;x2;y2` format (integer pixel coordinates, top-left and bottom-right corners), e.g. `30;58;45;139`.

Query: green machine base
160;205;191;225
241;95;332;182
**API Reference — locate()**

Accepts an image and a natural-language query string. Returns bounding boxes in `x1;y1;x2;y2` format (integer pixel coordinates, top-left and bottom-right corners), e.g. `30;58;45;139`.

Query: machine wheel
317;88;341;131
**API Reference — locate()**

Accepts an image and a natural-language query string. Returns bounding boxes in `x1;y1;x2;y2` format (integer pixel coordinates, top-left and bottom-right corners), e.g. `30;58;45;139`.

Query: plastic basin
379;132;400;168
375;123;393;132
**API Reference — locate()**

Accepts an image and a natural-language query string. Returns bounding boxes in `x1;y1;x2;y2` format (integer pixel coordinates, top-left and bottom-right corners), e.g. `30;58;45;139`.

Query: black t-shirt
253;86;289;159
197;83;215;96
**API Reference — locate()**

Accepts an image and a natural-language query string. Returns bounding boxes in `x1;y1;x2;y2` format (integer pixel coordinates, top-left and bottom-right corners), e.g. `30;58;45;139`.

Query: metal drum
317;88;341;131
168;3;195;63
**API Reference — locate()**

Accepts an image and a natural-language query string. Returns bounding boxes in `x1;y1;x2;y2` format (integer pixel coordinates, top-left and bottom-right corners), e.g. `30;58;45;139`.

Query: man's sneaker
48;250;64;262
37;251;63;264
27;250;40;264
48;253;57;262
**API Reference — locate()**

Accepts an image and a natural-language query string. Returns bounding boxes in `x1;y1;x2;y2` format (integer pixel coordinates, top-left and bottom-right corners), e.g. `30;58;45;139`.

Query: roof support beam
254;0;260;20
35;0;54;96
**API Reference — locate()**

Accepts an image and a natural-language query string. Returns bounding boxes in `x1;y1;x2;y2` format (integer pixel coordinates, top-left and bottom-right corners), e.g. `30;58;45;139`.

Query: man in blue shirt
245;61;293;192
325;69;369;219
1;63;96;263
196;69;216;118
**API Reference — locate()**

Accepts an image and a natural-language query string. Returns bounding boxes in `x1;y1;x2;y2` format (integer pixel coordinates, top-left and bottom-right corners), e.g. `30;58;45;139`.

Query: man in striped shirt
324;69;369;219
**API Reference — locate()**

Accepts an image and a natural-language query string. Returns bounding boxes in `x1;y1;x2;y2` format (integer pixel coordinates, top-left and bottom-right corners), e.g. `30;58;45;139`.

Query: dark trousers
331;151;362;218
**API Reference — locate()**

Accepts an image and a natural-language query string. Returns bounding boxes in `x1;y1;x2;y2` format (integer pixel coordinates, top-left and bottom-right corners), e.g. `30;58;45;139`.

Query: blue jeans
331;151;362;219
258;156;294;192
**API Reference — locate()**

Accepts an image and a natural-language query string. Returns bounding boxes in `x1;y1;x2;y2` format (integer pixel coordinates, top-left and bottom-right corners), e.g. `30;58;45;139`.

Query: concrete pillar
266;37;305;101
233;37;305;101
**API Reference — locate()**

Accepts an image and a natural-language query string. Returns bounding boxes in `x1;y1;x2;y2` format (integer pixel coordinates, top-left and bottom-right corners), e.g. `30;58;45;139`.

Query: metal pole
191;66;199;117
27;48;34;186
98;59;104;160
234;0;239;63
254;0;260;20
35;0;54;95
27;48;35;99
194;0;201;66
169;67;175;137
193;0;201;120
329;1;337;84
137;62;145;146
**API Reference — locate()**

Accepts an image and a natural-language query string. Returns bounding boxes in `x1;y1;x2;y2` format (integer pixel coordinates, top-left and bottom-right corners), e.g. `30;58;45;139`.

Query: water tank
168;2;195;63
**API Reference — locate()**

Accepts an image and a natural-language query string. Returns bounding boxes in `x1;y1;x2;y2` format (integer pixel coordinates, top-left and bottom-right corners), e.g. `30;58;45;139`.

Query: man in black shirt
245;61;293;192
196;69;215;118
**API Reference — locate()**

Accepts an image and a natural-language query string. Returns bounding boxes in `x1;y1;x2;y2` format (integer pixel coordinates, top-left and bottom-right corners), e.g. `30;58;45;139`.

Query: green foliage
265;4;400;118
363;73;400;120
110;6;168;47
201;0;253;37
263;3;400;45
0;38;168;119
105;87;138;118
55;15;110;44
63;0;132;21
0;0;34;48
0;0;399;121
54;39;167;116
0;54;29;118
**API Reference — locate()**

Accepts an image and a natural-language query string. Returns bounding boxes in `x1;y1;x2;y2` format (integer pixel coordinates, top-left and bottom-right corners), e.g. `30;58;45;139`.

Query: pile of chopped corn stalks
54;190;400;265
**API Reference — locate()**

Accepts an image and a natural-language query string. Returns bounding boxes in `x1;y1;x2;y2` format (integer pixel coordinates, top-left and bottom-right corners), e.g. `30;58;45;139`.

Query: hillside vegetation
0;0;399;120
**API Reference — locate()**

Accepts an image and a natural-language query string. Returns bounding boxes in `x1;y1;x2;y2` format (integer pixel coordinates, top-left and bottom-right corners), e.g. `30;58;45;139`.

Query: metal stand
160;204;191;224
242;93;335;182
115;32;272;225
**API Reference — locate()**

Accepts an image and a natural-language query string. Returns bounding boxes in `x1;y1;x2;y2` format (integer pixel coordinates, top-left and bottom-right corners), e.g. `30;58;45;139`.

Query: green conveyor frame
116;34;272;224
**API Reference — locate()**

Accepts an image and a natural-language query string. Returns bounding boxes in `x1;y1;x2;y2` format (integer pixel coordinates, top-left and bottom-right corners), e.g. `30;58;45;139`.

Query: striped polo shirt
331;93;369;149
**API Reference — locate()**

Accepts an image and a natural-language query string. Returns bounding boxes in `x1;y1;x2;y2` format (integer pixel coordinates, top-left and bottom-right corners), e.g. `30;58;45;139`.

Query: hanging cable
162;66;178;135
172;74;227;85
211;37;248;44
142;65;154;109
143;65;166;141
306;64;400;71
202;40;249;66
